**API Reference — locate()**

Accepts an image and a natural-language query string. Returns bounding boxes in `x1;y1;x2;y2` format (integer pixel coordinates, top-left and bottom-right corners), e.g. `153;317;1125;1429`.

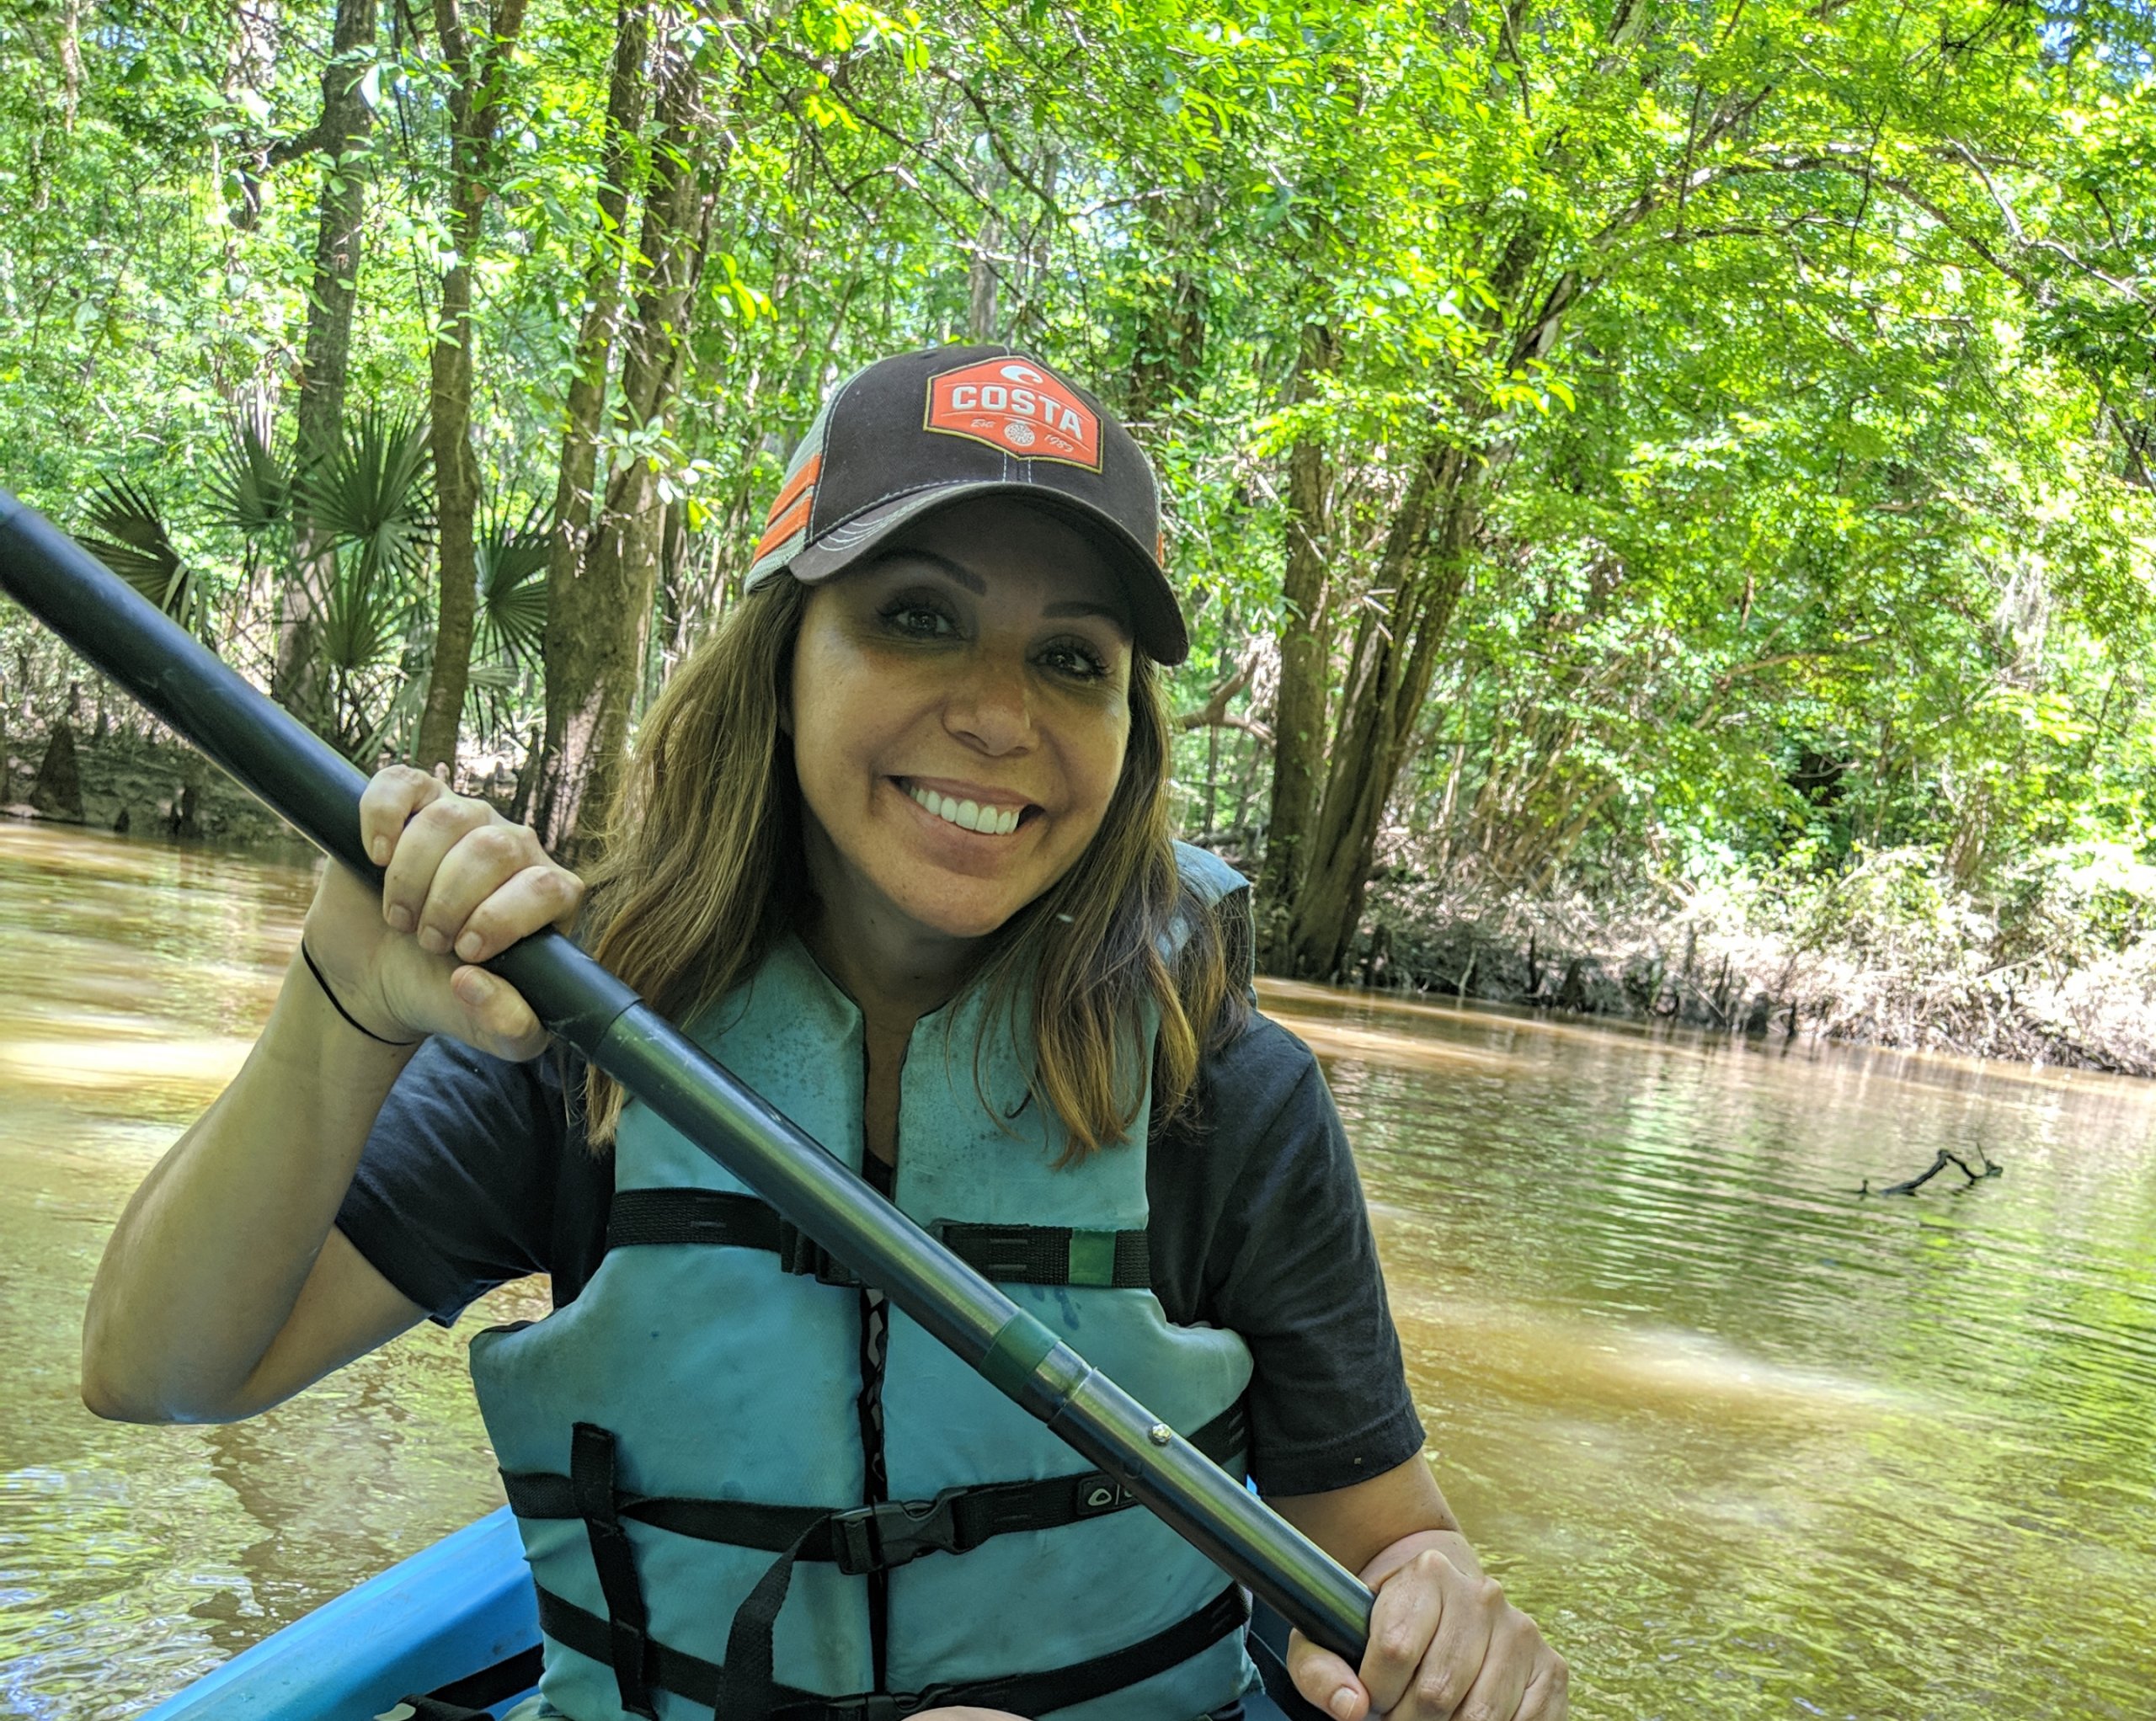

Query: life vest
469;844;1260;1721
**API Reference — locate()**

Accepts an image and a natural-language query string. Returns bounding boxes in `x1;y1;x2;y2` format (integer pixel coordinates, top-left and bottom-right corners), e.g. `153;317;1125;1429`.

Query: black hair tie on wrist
299;941;421;1047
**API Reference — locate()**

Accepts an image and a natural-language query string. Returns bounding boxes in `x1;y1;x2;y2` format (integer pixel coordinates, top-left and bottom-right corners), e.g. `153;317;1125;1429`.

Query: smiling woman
789;502;1137;945
78;344;1566;1721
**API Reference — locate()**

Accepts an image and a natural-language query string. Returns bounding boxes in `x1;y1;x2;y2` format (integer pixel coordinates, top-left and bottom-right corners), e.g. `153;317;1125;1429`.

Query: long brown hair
578;572;1243;1152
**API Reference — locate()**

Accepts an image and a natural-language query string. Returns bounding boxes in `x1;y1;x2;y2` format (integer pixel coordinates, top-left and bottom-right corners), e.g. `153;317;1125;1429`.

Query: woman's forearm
79;951;417;1423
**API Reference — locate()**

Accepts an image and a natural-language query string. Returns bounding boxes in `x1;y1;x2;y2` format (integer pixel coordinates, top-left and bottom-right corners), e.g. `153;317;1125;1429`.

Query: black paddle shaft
0;488;1375;1665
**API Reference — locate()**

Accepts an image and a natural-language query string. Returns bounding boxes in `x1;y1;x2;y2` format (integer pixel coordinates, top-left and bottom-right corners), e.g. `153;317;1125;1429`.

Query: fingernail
369;835;389;866
456;931;482;961
417;925;447;955
1330;1691;1358;1721
386;904;414;933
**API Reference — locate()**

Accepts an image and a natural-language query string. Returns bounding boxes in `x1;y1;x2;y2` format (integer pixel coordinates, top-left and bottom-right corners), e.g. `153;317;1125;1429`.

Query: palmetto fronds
206;406;291;541
74;479;201;632
318;558;413;678
298;408;435;580
476;498;552;667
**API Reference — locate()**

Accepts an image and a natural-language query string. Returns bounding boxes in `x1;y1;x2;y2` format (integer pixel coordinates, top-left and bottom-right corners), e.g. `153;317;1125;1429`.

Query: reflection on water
2;828;2153;1717
1258;979;2156;1719
0;824;542;1718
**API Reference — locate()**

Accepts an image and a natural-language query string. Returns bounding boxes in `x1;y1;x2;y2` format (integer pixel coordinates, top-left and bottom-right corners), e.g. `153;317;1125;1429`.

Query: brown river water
1;823;2152;1718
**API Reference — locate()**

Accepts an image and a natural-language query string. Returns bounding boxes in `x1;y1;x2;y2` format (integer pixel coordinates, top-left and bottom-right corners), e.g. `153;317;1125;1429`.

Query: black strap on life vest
382;1644;546;1721
501;1400;1246;1574
606;1186;1153;1290
532;1579;1248;1721
573;1423;659;1717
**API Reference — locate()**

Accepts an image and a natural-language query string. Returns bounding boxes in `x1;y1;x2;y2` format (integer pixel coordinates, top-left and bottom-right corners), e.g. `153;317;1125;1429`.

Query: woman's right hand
302;765;585;1061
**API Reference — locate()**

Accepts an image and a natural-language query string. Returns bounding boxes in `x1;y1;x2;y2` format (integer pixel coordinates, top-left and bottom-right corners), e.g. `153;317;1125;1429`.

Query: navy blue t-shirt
336;1009;1423;1498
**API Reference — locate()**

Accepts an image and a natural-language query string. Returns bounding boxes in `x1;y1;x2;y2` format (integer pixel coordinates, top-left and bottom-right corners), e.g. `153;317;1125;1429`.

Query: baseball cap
744;344;1188;664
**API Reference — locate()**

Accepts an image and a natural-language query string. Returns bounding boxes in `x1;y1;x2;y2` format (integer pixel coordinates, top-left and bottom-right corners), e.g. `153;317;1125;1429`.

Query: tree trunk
415;0;531;776
529;5;728;855
28;721;83;821
1281;442;1478;978
1123;196;1214;427
274;0;377;733
523;0;650;841
1254;321;1337;969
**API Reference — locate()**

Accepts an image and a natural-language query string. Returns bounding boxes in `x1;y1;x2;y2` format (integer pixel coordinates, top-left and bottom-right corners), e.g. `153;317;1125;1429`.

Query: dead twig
1861;1146;2003;1196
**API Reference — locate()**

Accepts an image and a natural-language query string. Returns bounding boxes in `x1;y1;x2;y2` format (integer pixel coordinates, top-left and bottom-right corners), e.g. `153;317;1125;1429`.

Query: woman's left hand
1287;1532;1569;1719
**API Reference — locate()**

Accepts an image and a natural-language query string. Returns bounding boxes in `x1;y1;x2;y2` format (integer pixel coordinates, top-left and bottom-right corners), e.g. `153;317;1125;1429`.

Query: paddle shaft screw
1148;1422;1173;1447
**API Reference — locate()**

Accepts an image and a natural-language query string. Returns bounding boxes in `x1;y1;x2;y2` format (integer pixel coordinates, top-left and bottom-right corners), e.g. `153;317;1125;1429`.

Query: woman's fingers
1438;1604;1534;1721
336;764;584;1058
1517;1645;1571;1718
447;861;584;963
410;820;564;959
1285;1629;1370;1721
1398;1565;1505;1718
357;764;447;870
1360;1551;1457;1715
381;791;496;940
449;963;547;1061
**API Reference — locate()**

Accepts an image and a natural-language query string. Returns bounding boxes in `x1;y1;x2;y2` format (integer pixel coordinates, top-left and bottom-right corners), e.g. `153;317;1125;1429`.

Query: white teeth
908;782;1022;835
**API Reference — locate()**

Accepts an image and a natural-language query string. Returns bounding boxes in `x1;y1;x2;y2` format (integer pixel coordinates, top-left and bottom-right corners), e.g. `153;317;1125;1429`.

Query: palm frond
206;405;291;540
318;555;413;676
300;407;436;579
351;646;435;765
76;478;198;626
475;497;554;665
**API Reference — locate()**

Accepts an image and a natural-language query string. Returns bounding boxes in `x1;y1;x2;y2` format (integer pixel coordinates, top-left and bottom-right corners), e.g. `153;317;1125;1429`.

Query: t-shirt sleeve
1157;1016;1426;1498
334;1036;580;1326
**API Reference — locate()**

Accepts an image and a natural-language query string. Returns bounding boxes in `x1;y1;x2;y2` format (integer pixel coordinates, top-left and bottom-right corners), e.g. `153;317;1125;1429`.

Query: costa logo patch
924;359;1102;470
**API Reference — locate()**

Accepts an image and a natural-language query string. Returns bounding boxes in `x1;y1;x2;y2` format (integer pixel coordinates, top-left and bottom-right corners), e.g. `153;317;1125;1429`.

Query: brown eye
1039;639;1109;679
879;596;957;638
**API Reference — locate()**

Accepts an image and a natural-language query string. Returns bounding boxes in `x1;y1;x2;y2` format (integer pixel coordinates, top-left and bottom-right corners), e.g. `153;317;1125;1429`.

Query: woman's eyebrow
883;548;985;593
1043;599;1131;628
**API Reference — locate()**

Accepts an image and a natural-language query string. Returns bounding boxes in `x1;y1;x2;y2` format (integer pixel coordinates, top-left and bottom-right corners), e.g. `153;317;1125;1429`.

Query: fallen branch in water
1861;1147;2004;1196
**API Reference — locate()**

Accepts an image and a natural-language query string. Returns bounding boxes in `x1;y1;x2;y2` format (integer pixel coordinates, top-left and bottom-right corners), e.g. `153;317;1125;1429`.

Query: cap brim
784;482;1189;666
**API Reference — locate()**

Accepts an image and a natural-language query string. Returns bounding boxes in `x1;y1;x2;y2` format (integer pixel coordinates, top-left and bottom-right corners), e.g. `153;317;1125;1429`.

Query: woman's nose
943;650;1034;753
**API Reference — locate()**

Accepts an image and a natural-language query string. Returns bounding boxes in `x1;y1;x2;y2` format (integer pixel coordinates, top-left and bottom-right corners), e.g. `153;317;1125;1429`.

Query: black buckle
774;1218;862;1287
828;1495;964;1575
1073;1475;1133;1517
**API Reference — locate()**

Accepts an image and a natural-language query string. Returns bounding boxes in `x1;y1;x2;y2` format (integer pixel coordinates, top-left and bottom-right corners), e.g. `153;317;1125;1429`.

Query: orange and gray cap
744;343;1188;664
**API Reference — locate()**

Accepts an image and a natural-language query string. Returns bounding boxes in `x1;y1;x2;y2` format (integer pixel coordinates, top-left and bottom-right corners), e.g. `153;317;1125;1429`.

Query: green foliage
73;480;202;633
300;408;436;583
207;411;291;542
476;501;552;668
0;0;2151;940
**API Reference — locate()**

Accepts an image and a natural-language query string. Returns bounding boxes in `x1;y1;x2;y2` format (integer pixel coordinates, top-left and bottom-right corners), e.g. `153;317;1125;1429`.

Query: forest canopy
3;0;2153;1000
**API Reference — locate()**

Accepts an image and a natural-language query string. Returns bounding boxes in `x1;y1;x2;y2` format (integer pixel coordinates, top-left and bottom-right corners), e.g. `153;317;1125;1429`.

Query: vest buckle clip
828;1494;964;1574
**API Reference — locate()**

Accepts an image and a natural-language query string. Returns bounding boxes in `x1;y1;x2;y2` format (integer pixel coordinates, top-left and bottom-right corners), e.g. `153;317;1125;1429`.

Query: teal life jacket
468;844;1260;1721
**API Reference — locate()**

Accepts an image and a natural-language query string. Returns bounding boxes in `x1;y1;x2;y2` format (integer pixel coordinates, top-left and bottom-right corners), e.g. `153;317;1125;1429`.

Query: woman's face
789;497;1135;946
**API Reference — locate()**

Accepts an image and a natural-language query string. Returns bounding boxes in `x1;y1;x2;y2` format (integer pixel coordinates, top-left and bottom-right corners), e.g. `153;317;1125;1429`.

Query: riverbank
16;719;2154;1080
1339;845;2156;1078
2;722;298;846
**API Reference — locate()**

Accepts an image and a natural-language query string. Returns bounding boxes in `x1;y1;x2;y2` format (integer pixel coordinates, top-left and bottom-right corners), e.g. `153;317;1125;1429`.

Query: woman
81;346;1566;1721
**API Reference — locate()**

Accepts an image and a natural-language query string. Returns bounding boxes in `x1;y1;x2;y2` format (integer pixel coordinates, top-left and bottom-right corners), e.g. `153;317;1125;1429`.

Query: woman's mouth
899;779;1033;836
